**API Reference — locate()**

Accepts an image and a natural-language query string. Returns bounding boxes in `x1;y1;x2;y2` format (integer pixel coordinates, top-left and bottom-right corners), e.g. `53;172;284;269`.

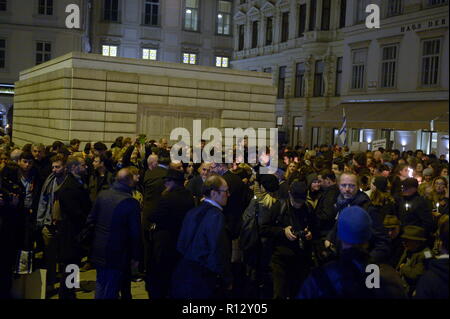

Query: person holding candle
395;178;434;238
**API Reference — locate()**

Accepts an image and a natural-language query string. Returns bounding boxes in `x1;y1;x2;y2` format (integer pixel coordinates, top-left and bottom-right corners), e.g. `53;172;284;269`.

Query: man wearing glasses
325;173;390;264
171;175;232;299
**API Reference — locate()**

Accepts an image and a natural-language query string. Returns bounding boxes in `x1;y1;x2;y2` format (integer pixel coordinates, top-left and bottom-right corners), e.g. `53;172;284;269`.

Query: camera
292;229;307;250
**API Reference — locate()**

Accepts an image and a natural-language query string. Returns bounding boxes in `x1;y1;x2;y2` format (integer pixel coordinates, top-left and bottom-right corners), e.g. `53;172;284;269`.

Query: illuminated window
102;45;118;57
217;0;231;35
183;52;197;64
215;56;229;68
142;48;157;60
184;0;199;31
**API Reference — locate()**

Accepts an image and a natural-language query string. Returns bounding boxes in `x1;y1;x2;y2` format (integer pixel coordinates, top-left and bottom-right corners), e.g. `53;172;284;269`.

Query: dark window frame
321;0;331;30
265;16;273;45
36;41;52;65
238;24;245;50
104;0;120;22
295;62;306;97
309;0;317;31
38;0;53;16
251;20;259;48
281;12;289;43
313;60;324;97
298;4;306;37
277;66;286;99
144;0;159;26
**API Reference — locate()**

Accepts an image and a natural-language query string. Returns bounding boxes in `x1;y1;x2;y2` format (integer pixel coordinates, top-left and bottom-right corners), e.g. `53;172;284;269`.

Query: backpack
240;198;272;269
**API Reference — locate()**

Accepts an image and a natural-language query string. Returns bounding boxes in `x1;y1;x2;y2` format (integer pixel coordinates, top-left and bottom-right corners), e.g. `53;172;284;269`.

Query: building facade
231;0;449;156
1;0;235;127
0;0;85;126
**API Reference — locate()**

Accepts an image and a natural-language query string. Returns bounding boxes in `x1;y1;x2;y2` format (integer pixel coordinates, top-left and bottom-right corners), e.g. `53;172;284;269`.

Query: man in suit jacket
171;175;232;299
146;169;195;298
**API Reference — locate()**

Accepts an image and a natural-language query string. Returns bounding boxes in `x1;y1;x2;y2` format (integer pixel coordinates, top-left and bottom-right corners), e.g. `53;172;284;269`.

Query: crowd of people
0;134;448;300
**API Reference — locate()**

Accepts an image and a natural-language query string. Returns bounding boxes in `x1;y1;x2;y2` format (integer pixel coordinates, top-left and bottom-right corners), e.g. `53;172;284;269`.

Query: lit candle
405;203;410;211
436;202;440;210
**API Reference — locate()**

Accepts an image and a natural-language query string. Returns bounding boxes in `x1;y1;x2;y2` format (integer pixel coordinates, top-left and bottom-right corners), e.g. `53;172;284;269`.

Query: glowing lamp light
367;138;372;144
401;140;407;147
186;9;192;14
408;167;413;178
218;14;222;18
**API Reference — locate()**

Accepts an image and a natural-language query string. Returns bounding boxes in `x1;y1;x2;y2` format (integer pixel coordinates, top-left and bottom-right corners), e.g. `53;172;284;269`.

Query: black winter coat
260;199;318;258
222;170;246;240
394;193;434;235
415;257;449;299
56;174;92;263
88;182;142;270
326;191;391;263
142;166;167;231
148;186;195;265
315;184;340;237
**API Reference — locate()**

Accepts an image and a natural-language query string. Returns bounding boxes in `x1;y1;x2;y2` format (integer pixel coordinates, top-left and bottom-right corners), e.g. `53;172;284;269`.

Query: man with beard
37;154;69;297
32;143;52;181
325;173;390;264
186;162;211;206
146;169;195;298
53;156;92;299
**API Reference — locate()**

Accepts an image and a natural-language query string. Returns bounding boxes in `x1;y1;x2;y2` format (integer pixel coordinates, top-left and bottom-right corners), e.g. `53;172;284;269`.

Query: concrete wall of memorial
12;52;276;147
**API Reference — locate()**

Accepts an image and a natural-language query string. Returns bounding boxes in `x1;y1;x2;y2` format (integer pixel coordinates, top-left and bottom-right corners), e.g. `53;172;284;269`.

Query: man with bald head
88;167;142;299
325;172;390;263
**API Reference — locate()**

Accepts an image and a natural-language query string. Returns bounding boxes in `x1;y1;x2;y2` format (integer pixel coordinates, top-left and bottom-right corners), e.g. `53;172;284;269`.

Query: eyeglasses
340;184;356;189
216;188;230;194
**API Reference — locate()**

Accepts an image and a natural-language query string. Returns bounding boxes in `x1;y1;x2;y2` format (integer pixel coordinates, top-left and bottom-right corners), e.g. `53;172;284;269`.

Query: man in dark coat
88;168;142;299
325;173;390;264
32;143;52;181
186;162;210;206
415;219;449;299
88;153;114;202
260;181;318;299
210;162;246;240
171;175;232;299
55;156;92;299
146;169;195;298
142;152;168;276
395;178;434;236
316;170;339;237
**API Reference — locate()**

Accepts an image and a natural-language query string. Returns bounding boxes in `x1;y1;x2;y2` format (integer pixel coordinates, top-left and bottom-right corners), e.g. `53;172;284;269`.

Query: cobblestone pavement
50;269;148;300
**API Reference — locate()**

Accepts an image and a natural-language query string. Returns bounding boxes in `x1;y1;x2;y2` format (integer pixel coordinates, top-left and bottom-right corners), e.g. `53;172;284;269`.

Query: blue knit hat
338;206;372;244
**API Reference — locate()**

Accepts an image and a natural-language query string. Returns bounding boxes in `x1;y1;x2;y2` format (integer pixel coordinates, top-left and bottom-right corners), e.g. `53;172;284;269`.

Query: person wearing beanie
395;177;434;236
325;173;390;264
299;206;406;299
418;167;434;197
260;181;318;299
